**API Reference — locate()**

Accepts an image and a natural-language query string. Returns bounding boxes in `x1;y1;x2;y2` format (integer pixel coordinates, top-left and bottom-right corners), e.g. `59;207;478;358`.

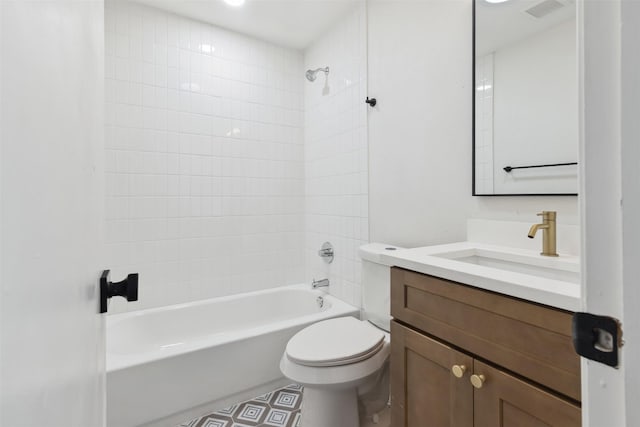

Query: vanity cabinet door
391;321;473;427
472;360;581;427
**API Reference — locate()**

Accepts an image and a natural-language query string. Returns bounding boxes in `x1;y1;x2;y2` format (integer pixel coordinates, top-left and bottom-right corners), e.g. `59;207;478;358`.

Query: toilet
280;243;400;427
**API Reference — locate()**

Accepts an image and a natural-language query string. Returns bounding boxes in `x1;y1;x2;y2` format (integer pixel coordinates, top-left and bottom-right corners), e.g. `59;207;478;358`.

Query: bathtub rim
106;283;359;373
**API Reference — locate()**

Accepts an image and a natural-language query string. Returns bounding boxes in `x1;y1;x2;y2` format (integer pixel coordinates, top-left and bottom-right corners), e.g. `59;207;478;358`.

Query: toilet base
301;386;359;427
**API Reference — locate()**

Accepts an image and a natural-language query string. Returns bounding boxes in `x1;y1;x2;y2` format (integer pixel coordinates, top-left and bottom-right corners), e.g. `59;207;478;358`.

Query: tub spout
312;278;330;289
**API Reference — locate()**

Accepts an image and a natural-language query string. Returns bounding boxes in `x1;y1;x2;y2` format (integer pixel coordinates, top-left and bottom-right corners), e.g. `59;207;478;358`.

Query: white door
580;0;639;425
620;2;640;424
0;1;106;426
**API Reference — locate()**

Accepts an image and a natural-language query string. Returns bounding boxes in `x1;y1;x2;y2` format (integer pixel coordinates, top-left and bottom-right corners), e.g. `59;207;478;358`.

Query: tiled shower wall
104;1;305;312
303;5;369;308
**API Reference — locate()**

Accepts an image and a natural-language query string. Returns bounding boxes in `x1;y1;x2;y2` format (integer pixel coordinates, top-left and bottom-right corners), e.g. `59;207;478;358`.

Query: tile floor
180;384;303;427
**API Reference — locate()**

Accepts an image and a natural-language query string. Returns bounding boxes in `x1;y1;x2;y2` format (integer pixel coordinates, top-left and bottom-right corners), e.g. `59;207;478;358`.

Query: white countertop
380;242;581;312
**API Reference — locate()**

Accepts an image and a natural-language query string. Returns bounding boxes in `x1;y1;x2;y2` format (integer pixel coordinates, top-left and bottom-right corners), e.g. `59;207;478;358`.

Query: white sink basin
381;242;581;311
431;247;580;284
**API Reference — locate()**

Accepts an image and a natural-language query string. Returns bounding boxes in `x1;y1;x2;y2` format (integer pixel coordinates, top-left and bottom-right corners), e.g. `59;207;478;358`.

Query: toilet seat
286;317;385;367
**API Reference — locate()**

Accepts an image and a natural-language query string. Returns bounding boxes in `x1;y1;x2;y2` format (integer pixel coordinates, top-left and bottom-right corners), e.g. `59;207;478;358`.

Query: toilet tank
359;243;403;332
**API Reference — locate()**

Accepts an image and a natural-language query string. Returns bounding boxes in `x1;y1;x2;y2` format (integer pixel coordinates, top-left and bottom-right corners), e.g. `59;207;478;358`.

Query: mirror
473;0;578;196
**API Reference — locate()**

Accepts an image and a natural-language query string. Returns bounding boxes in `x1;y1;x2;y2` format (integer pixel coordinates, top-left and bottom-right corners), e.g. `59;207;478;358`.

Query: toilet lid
286;317;386;367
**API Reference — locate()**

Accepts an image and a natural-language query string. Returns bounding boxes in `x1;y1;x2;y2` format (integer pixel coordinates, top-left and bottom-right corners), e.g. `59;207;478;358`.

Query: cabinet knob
470;374;486;389
451;364;467;378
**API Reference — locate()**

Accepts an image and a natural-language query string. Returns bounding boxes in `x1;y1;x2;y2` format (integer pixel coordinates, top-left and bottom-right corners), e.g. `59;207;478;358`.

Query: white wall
368;0;579;250
303;4;368;307
1;1;106;425
472;196;579;225
367;0;472;248
105;1;305;312
621;1;640;422
492;19;578;194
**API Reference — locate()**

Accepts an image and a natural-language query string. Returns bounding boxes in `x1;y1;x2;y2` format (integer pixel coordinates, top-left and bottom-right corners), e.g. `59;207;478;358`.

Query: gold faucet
528;211;558;257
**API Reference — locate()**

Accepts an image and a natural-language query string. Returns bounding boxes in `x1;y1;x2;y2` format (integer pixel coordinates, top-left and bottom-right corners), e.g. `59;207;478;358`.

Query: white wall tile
105;1;305;312
303;4;368;309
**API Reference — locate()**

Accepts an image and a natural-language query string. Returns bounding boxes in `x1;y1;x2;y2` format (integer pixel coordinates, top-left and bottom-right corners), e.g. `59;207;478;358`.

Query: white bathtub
106;284;358;427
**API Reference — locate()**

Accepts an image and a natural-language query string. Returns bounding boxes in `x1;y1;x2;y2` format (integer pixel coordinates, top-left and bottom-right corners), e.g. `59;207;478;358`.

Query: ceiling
476;0;575;56
133;0;360;50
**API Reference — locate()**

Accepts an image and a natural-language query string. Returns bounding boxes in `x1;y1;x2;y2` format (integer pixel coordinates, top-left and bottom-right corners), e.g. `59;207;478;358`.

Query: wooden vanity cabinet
390;267;581;427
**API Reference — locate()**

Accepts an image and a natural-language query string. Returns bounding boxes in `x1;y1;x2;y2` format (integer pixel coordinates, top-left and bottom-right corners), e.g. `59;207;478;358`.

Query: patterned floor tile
180;384;303;427
253;391;273;403
195;418;232;427
236;402;268;424
263;408;290;426
215;404;239;417
270;390;299;410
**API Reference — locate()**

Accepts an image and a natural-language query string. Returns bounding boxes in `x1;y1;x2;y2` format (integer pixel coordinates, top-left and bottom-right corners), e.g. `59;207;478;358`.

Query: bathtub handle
317;242;334;264
100;269;139;313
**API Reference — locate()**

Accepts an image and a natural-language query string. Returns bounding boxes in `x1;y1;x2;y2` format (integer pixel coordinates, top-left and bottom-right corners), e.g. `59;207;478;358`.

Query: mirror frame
471;0;579;197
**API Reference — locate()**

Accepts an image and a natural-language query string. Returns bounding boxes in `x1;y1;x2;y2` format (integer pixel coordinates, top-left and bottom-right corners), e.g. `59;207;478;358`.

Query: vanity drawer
391;267;581;401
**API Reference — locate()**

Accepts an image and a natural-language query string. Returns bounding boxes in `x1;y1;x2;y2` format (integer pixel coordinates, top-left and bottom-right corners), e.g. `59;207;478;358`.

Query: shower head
305;67;329;82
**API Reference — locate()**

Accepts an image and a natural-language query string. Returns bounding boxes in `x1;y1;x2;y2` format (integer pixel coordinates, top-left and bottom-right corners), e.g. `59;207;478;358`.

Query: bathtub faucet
312;278;330;289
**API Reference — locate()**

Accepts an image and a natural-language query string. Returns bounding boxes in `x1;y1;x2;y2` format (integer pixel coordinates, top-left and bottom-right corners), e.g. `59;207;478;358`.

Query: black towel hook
365;97;377;107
